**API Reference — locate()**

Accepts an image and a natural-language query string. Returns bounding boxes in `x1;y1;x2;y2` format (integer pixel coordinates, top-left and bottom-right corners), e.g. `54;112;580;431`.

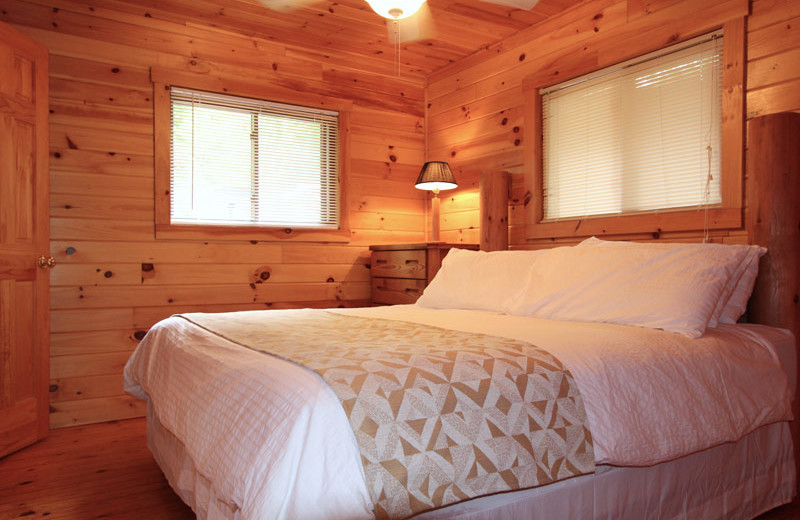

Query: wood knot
253;266;272;284
133;330;147;340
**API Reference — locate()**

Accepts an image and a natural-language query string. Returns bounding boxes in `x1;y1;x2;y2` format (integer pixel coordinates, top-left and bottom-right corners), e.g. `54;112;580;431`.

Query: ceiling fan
258;0;541;44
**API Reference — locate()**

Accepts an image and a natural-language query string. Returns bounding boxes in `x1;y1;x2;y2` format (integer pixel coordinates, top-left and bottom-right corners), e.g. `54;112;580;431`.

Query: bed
124;238;797;520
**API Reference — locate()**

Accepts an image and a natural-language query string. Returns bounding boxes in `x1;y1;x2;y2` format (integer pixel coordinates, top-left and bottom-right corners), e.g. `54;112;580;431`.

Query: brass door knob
37;255;56;269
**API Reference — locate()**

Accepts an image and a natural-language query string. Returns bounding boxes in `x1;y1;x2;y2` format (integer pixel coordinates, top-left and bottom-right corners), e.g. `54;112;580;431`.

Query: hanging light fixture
364;0;426;19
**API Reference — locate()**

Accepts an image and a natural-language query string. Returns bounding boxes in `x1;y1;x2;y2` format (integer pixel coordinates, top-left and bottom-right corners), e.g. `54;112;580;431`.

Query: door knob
37;255;56;269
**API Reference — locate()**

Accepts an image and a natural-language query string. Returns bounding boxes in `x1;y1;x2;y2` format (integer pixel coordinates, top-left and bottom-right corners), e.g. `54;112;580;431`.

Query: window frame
153;73;351;242
523;18;745;240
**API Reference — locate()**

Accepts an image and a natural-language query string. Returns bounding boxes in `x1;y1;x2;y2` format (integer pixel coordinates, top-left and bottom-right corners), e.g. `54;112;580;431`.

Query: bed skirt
145;400;795;520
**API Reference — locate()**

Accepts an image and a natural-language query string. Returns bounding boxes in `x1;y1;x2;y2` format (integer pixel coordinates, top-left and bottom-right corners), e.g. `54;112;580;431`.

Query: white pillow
578;237;765;327
718;246;766;324
416;248;546;312
507;239;756;337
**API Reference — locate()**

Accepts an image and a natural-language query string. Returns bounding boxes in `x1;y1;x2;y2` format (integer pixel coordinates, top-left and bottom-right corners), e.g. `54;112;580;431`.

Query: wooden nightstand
369;243;479;305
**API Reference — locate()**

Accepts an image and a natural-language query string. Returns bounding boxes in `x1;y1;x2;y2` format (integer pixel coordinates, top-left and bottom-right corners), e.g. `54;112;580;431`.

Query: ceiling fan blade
387;2;436;43
479;0;540;9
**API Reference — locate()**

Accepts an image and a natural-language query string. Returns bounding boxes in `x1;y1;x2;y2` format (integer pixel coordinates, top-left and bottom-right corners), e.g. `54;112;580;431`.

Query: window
167;87;339;230
541;32;723;221
523;18;744;241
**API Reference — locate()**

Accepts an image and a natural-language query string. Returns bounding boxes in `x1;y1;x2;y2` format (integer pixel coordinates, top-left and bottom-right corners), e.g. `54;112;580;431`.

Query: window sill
155;223;351;243
525;207;741;240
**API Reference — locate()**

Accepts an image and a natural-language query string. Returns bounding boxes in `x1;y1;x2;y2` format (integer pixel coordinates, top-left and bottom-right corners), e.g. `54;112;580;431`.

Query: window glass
541;32;722;221
170;87;339;228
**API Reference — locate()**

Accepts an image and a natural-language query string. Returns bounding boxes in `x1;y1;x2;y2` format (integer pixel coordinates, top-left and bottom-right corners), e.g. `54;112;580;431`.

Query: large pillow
416;248;546;312
718;246;766;324
578;237;765;327
506;239;758;337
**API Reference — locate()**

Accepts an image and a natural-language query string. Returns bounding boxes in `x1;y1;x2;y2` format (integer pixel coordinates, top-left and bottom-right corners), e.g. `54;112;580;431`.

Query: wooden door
0;22;50;458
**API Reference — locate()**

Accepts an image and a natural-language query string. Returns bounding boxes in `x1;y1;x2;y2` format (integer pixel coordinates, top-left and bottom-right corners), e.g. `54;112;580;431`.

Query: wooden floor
1;418;799;519
0;419;193;520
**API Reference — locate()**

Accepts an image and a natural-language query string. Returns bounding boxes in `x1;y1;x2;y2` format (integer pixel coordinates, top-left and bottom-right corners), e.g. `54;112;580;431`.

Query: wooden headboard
747;113;800;341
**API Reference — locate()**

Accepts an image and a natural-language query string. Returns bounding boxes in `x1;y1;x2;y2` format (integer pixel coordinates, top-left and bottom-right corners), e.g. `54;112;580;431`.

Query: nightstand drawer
371;277;427;305
370;250;427;279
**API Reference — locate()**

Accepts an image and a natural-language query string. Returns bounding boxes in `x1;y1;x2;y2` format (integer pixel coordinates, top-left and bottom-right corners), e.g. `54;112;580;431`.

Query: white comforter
123;305;794;520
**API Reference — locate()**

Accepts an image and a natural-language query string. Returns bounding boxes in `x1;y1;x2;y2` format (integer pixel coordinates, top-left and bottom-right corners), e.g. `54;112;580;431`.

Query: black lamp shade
414;161;458;191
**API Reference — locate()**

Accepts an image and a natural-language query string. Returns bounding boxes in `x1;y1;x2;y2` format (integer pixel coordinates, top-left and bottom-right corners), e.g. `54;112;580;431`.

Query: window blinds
541;32;723;221
170;87;340;228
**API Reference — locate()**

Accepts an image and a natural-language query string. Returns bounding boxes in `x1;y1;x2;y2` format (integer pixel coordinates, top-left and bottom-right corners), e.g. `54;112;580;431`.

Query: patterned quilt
179;310;594;519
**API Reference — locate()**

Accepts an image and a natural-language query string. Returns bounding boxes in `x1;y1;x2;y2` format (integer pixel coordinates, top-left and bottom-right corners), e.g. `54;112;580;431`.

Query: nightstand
368;243;479;305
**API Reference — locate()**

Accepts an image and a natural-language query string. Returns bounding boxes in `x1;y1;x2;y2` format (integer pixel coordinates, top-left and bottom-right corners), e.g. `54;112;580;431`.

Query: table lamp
415;161;457;242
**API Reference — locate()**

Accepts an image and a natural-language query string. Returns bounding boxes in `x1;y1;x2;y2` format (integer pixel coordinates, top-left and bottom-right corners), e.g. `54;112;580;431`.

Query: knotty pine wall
428;0;800;248
2;1;427;428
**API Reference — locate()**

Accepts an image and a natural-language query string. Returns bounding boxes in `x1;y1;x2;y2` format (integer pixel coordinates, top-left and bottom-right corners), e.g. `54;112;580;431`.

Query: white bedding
123;305;794;520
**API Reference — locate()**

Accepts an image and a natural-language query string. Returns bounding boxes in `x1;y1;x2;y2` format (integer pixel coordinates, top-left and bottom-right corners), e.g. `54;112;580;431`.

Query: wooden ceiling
132;0;584;79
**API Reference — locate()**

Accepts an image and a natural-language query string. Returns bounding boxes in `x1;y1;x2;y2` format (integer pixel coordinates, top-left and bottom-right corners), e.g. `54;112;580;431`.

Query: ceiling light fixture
364;0;426;20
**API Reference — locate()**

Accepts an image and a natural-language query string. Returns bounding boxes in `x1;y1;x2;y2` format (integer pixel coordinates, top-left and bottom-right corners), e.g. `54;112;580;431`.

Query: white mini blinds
169;87;339;228
540;32;723;221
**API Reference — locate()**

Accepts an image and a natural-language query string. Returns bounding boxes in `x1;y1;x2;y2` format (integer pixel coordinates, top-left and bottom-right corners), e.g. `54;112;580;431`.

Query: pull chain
703;144;712;243
393;20;400;76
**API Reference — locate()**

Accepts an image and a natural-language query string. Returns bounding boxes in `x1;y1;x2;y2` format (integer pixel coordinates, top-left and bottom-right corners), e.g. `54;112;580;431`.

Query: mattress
124;305;796;519
146;409;795;520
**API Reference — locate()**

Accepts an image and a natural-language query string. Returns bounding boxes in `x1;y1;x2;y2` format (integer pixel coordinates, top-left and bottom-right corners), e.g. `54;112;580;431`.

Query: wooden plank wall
1;0;427;428
427;0;800;248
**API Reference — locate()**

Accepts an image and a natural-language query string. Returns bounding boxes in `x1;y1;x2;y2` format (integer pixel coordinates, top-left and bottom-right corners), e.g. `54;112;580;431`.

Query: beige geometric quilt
179;310;594;519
